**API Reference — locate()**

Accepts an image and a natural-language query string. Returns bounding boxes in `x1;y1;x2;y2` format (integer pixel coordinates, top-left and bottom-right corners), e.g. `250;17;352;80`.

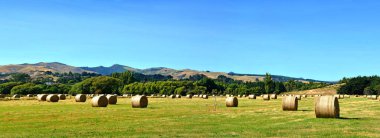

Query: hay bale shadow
339;117;361;120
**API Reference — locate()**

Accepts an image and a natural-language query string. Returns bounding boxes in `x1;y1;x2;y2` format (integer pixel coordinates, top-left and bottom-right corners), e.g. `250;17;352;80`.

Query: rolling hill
283;84;343;95
0;62;330;83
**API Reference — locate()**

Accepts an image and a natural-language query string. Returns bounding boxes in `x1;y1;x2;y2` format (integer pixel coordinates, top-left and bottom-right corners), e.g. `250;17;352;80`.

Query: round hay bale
58;94;66;100
263;94;270;100
75;94;87;102
315;96;340;118
202;95;208;99
37;94;48;101
248;95;256;99
282;96;298;111
161;95;167;98
26;94;33;97
176;94;181;98
186;94;193;99
270;94;277;99
106;95;117;104
47;94;59;102
368;95;378;100
0;94;5;98
169;95;175;98
131;95;148;108
91;95;108;107
12;94;20;99
314;95;321;106
226;97;238;107
344;95;350;98
193;95;198;98
302;95;307;98
295;95;302;100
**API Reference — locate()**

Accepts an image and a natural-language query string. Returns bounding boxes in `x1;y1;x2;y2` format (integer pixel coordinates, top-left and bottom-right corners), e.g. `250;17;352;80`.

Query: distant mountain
0;62;91;74
80;64;139;75
0;62;330;83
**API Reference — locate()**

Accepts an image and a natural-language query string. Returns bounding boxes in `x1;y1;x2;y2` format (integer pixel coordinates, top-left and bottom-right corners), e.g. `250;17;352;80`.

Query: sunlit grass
0;96;379;137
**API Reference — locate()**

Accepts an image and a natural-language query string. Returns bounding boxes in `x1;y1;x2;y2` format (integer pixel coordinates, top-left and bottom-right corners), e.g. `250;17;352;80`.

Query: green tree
10;73;31;82
70;76;122;94
11;83;41;95
111;71;136;85
264;73;275;94
0;82;22;94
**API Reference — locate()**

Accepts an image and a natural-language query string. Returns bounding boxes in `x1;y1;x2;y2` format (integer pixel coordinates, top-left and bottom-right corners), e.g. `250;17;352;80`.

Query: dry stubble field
0;96;380;137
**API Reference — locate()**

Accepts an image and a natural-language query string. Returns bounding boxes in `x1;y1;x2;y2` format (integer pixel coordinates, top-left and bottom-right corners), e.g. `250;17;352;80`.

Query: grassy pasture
0;96;380;138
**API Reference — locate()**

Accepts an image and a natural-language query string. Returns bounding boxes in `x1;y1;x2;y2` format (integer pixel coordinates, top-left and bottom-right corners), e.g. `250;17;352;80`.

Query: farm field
1;96;380;138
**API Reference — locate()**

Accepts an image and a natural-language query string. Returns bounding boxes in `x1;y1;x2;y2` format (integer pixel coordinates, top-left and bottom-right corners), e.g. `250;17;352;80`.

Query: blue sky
0;0;380;81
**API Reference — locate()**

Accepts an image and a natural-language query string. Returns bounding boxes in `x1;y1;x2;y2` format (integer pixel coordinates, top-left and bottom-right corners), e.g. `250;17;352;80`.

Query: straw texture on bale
161;95;166;98
248;95;256;99
176;95;181;98
26;94;33;97
75;94;87;102
226;97;238;107
270;94;277;99
91;95;108;107
47;94;59;102
202;95;208;99
186;94;193;99
315;96;340;118
282;96;298;111
131;95;148;108
37;94;48;101
58;94;66;100
263;94;270;100
106;95;117;104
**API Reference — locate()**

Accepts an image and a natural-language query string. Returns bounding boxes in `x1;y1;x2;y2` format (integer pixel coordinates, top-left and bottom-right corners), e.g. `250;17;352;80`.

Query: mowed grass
1;96;380;138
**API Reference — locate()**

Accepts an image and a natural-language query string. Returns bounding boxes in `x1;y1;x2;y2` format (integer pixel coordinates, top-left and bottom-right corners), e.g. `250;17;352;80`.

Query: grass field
1;96;380;138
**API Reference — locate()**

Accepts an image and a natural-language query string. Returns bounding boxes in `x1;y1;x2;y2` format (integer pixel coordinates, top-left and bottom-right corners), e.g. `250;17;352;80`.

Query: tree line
0;72;330;95
337;76;380;95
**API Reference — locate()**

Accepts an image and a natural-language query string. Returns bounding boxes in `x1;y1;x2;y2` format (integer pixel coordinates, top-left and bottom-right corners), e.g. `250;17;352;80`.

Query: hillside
0;62;329;83
283;84;343;95
0;62;91;74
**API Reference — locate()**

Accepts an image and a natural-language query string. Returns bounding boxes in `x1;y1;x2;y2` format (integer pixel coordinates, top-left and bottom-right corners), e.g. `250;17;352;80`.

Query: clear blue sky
1;0;380;81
